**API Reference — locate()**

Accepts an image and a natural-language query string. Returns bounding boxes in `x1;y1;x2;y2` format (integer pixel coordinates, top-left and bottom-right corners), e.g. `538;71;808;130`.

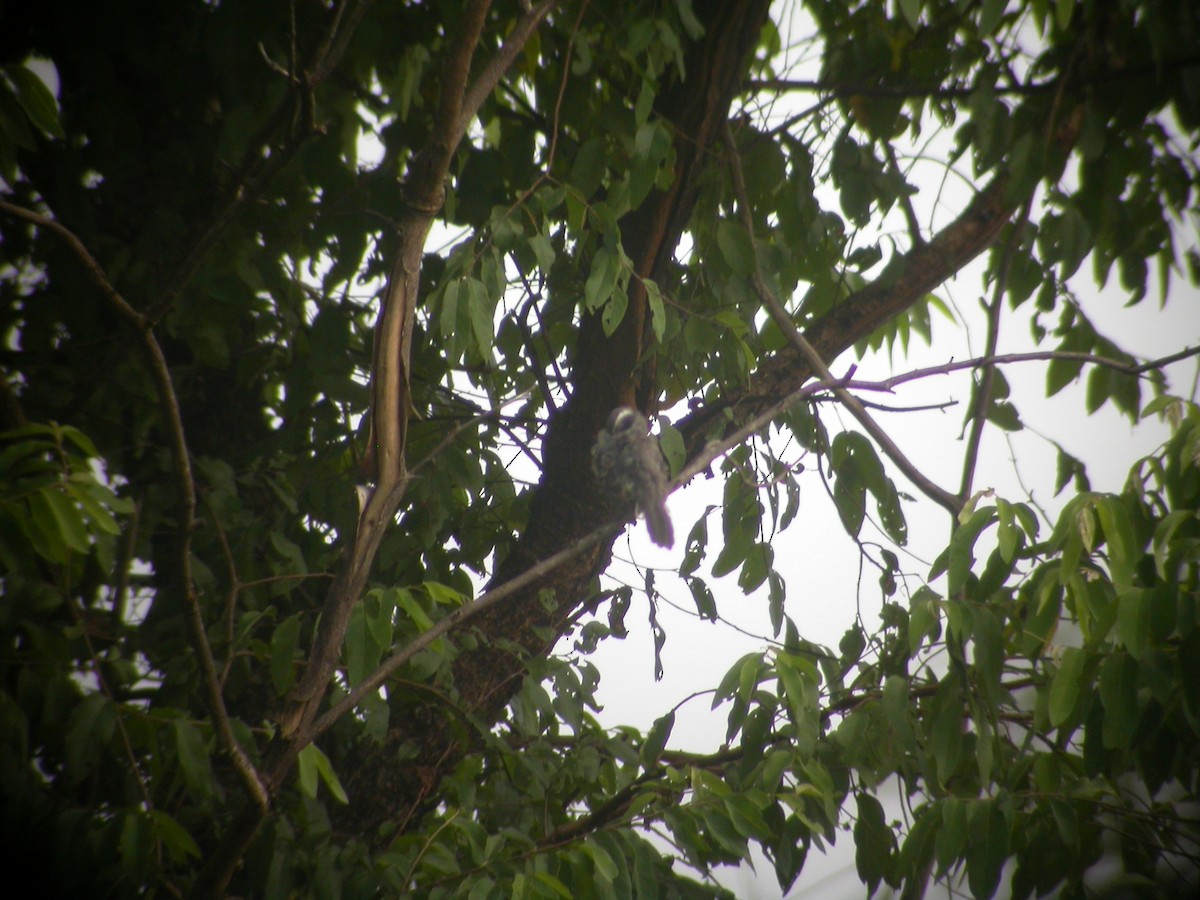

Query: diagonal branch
458;0;561;142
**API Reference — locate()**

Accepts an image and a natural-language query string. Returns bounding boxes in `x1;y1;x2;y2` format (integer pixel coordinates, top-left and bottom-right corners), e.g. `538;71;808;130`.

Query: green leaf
1046;356;1084;398
583;840;619;883
36;485;91;556
584;246;619;311
642;711;675;764
947;506;998;595
776;652;819;753
724;794;770;841
467;277;494;361
855;793;893;894
737;541;772;593
643;276;666;340
832;470;866;537
935;797;967;874
1054;0;1074;31
1098;652;1139;749
173;719;215;803
397;588;435;632
978;0;1006;35
600;288;628;336
1116;586;1152;659
66;480;122;536
1152;509;1194;580
686;575;718;619
297;742;318;798
119;811;151;879
1094;495;1138;586
297;743;348;804
996;498;1018;562
64;694;115;783
1049;647;1085;727
439;278;462;355
897;804;941;890
714;653;761;706
4;64;64;138
657;421;683;476
270;613;303;695
569;137;608;197
930;678;965;787
966;798;1009;898
717;220;756;275
529;232;556;273
882;674;916;752
345;602;374;687
629;121;670;207
151;810;201;863
908;588;942;656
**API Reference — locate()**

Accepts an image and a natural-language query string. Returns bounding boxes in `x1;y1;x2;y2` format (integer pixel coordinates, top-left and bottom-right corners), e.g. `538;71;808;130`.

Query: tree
1;0;1198;896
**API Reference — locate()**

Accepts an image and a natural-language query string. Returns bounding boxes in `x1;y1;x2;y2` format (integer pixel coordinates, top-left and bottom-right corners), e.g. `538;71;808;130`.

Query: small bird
592;406;674;547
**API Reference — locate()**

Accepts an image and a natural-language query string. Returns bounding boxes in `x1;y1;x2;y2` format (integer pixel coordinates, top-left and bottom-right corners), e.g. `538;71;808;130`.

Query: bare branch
958;213;1024;504
842;347;1200;390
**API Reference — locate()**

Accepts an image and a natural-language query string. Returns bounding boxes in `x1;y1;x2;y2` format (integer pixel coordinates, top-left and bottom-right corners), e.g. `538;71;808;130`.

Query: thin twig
407;390;534;477
205;495;242;690
957;206;1026;505
884;141;924;246
838;347;1200;389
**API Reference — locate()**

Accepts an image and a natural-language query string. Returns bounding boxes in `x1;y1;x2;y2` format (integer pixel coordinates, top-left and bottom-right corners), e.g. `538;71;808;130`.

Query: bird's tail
645;501;674;548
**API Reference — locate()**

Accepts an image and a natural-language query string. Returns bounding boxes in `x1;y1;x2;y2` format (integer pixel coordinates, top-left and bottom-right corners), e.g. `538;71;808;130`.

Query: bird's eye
612;411;638;432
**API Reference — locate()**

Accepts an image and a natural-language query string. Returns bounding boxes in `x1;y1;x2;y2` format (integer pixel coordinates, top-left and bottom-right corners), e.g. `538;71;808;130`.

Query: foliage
1;0;1198;897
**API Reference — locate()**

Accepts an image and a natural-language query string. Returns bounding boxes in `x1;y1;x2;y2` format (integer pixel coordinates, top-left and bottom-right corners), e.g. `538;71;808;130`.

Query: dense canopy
1;0;1198;896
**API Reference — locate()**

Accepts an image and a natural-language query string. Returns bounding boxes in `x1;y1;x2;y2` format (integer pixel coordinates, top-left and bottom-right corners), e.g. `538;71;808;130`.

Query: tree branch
0;198;268;811
722;124;961;515
839;347;1200;391
458;0;561;143
301;336;1198;742
957;211;1024;505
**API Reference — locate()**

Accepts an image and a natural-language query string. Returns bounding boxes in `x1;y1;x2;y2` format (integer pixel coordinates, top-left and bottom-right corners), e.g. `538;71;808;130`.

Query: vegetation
1;0;1198;896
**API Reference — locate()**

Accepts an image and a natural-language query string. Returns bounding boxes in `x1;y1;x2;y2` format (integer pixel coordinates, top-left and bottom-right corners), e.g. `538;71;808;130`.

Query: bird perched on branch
592;406;674;547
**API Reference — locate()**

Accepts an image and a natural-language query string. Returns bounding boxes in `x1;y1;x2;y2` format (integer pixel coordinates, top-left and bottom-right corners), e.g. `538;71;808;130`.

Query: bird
592;406;674;547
